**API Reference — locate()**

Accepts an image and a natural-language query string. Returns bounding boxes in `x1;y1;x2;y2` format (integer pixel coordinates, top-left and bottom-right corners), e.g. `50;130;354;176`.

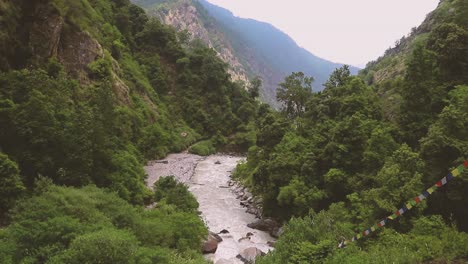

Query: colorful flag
426;186;436;194
446;173;454;181
340;160;467;248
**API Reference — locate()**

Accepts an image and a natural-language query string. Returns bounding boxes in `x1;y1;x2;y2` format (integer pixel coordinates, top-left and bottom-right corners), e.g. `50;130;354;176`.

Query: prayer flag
446;173;454;181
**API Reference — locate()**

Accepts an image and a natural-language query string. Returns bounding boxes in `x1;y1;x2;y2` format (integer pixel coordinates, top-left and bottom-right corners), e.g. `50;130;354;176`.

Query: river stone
269;227;284;238
202;232;221;253
237;247;265;263
202;239;218;254
218;229;230;234
247;218;280;232
209;231;223;242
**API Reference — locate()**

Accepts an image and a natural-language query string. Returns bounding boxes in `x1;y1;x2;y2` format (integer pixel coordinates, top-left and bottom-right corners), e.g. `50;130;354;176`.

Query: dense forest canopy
0;0;467;263
0;0;260;262
233;0;468;262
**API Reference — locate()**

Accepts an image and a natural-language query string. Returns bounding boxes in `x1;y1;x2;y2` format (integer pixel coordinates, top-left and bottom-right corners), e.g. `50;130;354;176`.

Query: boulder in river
236;247;266;263
247;218;280;232
215;160;221;165
218;229;230;234
269;226;284;238
202;232;222;253
209;231;223;242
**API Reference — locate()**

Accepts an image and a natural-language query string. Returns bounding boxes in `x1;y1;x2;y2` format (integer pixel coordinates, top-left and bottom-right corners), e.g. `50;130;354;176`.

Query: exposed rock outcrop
28;2;131;103
147;0;250;84
29;5;64;60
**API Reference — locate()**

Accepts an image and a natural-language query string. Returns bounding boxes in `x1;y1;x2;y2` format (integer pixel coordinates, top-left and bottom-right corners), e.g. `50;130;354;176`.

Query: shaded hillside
133;0;359;106
360;0;468;85
359;0;467;122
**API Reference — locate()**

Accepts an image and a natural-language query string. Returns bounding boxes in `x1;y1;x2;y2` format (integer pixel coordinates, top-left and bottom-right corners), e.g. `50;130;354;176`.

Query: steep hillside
359;0;467;122
0;0;261;262
133;0;359;106
360;0;467;85
0;0;259;219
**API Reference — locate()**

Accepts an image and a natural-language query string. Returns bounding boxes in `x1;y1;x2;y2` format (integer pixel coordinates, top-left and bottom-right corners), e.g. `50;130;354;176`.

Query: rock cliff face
147;0;250;85
28;4;102;84
24;1;130;103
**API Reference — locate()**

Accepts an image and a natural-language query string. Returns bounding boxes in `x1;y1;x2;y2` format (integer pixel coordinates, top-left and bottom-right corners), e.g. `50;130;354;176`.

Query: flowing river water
145;153;275;264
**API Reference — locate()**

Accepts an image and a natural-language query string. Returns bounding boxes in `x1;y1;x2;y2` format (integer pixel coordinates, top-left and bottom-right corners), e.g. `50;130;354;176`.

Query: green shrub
188;139;216;156
154;176;199;212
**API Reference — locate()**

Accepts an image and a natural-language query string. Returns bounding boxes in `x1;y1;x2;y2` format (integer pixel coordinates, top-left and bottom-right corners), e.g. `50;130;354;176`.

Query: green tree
276;72;313;118
0;152;25;222
249;76;262;99
324;65;351;89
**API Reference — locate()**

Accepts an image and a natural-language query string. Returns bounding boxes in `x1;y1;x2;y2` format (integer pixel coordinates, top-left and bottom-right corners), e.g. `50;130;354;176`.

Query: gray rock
269;226;284;238
237;247;265;263
247;218;280;232
202;232;222;253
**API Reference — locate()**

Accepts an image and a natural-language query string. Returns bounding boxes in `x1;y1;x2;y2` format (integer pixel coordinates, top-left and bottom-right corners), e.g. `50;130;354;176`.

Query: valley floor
145;153;275;263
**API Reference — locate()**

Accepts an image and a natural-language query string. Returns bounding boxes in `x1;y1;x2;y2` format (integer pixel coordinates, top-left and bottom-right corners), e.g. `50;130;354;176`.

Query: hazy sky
205;0;440;68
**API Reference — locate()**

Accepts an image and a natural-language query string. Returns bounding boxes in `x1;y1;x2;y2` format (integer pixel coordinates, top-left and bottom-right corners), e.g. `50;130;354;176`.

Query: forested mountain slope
132;0;359;107
233;0;468;263
0;0;260;262
360;0;467;86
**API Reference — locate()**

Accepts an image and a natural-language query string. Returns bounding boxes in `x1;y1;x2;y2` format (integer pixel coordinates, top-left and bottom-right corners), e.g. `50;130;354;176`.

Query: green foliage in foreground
257;211;468;264
0;183;208;264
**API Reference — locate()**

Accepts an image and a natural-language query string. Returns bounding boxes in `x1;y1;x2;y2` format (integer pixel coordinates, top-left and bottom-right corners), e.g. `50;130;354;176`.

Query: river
144;153;275;264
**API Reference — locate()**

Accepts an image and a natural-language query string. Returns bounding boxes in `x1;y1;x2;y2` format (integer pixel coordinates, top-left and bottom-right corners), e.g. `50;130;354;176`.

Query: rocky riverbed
144;153;275;264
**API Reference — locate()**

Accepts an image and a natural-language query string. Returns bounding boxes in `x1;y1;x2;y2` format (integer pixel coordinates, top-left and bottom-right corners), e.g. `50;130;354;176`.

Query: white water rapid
145;153;275;264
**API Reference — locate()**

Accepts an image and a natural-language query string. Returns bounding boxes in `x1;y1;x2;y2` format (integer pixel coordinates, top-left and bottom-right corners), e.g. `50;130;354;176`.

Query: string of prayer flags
339;160;467;248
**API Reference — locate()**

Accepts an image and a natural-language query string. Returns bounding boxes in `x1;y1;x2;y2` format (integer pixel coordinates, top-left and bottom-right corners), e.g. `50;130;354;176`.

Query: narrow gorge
145;154;275;263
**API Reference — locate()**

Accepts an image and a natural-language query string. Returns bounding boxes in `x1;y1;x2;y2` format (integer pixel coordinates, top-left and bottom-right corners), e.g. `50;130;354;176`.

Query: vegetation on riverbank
236;0;468;261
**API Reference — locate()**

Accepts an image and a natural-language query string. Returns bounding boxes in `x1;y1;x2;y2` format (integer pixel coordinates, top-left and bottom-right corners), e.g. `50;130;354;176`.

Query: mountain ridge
134;0;359;106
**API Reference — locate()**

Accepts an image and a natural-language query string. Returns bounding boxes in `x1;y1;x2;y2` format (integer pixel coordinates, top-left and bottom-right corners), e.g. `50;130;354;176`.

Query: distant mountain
132;0;359;106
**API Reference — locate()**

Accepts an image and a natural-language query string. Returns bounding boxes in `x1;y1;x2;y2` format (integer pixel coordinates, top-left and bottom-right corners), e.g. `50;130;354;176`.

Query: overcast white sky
205;0;440;68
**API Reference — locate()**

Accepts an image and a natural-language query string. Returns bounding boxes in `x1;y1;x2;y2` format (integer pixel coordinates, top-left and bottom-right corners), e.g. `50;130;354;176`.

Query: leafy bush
154;176;199;212
1;184;207;263
189;139;216;156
